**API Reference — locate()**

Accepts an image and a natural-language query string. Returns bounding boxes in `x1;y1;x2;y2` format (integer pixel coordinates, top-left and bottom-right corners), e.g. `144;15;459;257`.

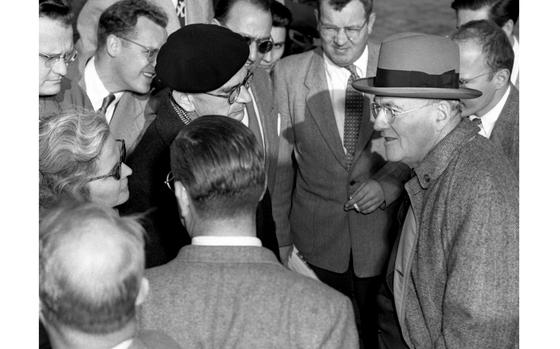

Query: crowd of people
38;0;519;348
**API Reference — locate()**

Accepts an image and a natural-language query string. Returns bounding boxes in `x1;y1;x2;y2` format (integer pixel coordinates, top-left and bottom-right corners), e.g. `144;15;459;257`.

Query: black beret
155;24;249;93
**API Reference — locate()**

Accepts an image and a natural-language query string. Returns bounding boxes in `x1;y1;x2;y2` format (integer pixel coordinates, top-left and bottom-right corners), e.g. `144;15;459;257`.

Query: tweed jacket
490;85;519;175
396;119;518;349
273;40;410;276
130;330;183;349
119;89;279;267
139;245;359;348
75;0;213;58
59;57;158;153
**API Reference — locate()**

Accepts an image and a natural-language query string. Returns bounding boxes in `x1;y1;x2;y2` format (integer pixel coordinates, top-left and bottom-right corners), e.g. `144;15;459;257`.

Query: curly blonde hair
39;108;110;209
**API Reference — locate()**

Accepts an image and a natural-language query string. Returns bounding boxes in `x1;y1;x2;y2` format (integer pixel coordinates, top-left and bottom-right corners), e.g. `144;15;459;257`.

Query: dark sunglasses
241;35;273;54
87;139;126;182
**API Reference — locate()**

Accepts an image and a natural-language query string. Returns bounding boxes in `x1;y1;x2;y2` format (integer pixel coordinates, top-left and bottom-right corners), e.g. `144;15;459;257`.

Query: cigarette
353;203;360;211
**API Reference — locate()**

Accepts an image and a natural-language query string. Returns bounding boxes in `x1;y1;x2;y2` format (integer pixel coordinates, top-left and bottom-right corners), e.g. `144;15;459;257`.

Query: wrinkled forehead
222;1;272;39
39;17;73;51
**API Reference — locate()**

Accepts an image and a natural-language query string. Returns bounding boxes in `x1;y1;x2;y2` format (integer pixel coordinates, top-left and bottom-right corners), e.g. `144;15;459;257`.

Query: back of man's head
96;0;168;49
451;0;518;26
40;0;73;26
214;0;272;23
170;116;265;223
40;201;146;336
452;19;514;75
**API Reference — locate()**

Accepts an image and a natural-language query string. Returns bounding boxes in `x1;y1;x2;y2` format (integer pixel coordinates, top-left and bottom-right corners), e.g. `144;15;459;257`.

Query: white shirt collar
191;236;262;247
84;57;124;121
470;85;511;138
111;339;133;349
511;36;519;84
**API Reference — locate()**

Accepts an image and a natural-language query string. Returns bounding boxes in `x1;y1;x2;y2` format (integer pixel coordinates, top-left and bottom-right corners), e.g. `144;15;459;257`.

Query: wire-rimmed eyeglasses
205;72;254;105
39;48;78;68
371;101;436;124
87;139;126;182
318;20;368;42
117;36;159;63
164;171;174;191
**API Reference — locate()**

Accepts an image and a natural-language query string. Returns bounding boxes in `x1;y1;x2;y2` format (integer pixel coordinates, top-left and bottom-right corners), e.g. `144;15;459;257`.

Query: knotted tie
98;93;115;115
343;64;362;169
176;0;187;27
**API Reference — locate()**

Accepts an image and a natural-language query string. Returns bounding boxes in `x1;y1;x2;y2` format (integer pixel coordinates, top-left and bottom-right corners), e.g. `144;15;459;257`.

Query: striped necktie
343;64;362;170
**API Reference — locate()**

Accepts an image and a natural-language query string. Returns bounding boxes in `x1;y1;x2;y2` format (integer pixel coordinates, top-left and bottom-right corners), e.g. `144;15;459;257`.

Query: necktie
98;93;115;115
176;0;186;27
343;64;362;170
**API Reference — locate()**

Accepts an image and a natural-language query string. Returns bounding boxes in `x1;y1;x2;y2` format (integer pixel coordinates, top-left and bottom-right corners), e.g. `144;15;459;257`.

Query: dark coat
119;90;279;267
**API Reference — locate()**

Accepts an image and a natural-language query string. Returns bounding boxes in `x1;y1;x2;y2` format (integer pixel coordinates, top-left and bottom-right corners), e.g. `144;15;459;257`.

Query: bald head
40;201;145;334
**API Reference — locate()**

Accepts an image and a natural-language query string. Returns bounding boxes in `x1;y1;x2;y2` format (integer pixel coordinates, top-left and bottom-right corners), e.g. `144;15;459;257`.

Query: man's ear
501;19;514;42
135;277;150;306
367;12;376;35
434;101;453;131
174;181;191;220
105;34;121;57
492;68;511;90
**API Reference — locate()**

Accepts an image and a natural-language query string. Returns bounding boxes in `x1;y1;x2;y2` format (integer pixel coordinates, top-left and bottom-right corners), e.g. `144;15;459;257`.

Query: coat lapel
352;41;381;166
304;49;347;168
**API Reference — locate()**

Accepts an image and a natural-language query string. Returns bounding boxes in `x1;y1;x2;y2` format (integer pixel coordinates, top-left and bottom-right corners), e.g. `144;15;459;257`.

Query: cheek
87;180;123;207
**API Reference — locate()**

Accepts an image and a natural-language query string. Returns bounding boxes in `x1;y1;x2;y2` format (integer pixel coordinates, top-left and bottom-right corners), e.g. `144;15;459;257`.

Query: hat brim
352;78;482;100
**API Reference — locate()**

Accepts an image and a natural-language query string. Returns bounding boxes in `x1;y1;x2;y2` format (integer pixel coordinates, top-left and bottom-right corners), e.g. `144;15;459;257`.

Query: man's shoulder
275;48;318;76
131;329;182;349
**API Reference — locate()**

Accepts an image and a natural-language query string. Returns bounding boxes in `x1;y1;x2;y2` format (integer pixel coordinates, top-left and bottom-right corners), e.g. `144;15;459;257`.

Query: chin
39;84;61;97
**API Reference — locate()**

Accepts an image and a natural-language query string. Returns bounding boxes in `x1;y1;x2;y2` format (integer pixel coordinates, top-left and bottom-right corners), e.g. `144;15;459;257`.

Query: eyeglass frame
371;101;437;125
240;35;274;54
458;71;492;86
205;72;254;105
164;171;175;191
318;19;369;42
117;35;159;63
39;48;78;68
87;139;126;182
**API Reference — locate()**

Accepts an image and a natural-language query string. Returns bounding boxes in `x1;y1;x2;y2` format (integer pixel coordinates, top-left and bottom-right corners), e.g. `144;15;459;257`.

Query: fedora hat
353;32;481;99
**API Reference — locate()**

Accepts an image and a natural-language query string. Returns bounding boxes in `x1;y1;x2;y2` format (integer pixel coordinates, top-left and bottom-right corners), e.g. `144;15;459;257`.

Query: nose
121;162;133;178
236;85;252;104
51;59;68;77
373;112;389;131
262;50;272;64
334;28;348;46
248;42;258;64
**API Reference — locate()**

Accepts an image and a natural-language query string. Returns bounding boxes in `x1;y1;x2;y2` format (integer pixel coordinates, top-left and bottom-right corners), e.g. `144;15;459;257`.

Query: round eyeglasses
319;20;368;42
87;139;126;182
39;48;78;68
371;101;436;124
205;72;254;105
240;35;273;54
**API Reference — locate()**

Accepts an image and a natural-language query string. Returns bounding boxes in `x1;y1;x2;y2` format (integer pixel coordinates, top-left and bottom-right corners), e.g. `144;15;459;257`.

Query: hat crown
377;33;460;75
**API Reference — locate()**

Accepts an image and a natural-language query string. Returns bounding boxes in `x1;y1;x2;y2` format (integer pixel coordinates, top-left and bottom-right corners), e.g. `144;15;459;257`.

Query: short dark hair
452;19;514;76
271;1;292;27
170;116;265;220
317;0;374;18
451;0;518;26
214;0;272;23
97;0;168;48
39;0;73;26
40;201;145;334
